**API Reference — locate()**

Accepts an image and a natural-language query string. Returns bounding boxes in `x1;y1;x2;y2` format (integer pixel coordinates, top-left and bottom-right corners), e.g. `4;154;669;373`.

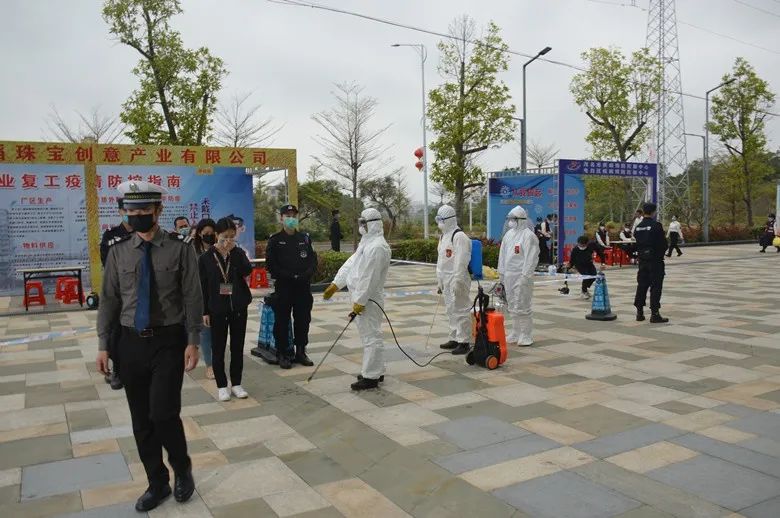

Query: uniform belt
123;324;183;338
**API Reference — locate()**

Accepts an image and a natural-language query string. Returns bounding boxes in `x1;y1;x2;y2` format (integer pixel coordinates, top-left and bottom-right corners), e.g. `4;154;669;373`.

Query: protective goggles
435;215;456;224
358;218;381;226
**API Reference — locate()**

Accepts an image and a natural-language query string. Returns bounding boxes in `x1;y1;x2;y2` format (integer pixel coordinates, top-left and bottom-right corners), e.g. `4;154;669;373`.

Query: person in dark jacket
192;218;216;380
759;213;778;253
633;202;668;323
198;217;253;401
266;204;317;369
98;197;133;390
330;210;343;252
568;235;604;299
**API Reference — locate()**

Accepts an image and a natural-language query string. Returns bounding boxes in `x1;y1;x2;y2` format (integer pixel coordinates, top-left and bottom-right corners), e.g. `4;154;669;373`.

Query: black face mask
128;214;156;233
201;234;216;245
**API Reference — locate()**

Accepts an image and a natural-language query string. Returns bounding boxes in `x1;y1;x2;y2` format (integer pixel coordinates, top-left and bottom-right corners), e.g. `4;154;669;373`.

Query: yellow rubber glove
323;283;338;300
352;303;365;315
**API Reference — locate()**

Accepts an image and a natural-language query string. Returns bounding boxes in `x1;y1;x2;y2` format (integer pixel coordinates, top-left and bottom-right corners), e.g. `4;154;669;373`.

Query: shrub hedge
312;250;352;284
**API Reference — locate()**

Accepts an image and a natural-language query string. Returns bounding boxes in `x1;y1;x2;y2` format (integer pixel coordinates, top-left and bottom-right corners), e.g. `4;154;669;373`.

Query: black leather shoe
636;309;646;322
108;372;123;390
135;485;171;512
174;469;195;503
294;353;314;367
351;377;379;391
451;343;470;355
439;340;458;350
358;374;384;382
278;355;293;369
650;313;669;324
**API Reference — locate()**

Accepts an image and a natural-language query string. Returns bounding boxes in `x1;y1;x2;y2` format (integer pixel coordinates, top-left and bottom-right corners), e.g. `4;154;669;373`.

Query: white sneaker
519;339;534;347
231;385;248;399
581;291;591;300
217;387;231;402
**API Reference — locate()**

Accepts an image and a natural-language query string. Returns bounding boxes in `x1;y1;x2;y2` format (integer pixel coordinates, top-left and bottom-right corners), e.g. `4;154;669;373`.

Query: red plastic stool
24;281;47;308
249;267;269;289
55;276;78;301
61;279;84;304
604;247;614;265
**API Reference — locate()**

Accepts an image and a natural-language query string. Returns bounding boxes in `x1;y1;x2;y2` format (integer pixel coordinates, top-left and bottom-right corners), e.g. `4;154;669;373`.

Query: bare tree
526;140;559;169
212;92;282;148
429;182;452;206
45;105;124;143
312;82;391;248
360;170;410;235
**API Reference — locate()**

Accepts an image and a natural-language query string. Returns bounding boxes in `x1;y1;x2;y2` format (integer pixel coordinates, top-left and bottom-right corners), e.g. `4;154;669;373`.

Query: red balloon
415;160;424;170
414;147;424;159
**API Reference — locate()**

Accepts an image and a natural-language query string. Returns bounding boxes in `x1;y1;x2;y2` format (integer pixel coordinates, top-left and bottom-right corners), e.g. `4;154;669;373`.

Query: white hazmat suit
332;208;391;382
435;205;472;350
498;206;540;346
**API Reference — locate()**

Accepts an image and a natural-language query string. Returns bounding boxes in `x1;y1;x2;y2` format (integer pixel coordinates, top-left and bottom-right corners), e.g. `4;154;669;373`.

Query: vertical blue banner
487;174;584;262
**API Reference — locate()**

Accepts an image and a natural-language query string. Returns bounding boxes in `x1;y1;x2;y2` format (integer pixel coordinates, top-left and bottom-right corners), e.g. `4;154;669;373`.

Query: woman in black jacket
198;217;253;401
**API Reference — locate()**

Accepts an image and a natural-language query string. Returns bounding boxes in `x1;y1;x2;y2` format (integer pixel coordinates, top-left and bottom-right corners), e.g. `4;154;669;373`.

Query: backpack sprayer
466;285;508;370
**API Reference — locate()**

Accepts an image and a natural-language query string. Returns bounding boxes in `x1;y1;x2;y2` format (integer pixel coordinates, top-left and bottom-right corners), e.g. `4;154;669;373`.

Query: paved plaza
1;244;779;517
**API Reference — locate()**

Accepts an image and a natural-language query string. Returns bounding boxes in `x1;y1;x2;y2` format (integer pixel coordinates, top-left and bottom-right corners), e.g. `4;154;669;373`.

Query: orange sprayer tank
471;308;508;369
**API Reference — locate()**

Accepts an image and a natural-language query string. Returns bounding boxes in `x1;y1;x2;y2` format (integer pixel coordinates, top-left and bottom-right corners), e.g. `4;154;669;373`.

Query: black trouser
579;264;597;292
210;309;247;388
107;325;121;377
272;279;313;357
619;244;636;258
538;237;550;264
119;325;190;489
666;233;681;256
331;239;340;252
634;261;665;312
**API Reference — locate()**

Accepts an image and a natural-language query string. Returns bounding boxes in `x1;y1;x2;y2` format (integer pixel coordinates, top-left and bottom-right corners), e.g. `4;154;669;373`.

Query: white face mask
507;220;518;230
358;226;367;236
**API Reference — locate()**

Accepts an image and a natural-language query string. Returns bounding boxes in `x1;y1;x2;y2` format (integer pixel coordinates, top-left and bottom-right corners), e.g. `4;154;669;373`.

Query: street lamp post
521;46;552;172
683;132;705;223
392;43;430;239
703;78;736;242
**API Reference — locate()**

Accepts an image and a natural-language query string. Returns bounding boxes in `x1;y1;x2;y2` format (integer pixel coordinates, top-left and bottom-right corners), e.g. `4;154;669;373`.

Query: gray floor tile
670;433;780;478
739;437;780;458
426;416;528;450
547;405;652;437
714;404;765;418
729;412;780;438
574;423;684;458
21;452;131;500
56;502;140;518
493;471;641;518
0;435;73;470
433;434;559;474
741;495;780;518
646;454;780;511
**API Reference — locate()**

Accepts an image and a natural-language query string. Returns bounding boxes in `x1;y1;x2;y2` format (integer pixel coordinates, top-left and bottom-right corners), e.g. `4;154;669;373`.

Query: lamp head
540;46;552;55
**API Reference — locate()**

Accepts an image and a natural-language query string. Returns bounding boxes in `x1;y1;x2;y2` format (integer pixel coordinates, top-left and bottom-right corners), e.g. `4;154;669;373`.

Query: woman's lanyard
213;251;233;295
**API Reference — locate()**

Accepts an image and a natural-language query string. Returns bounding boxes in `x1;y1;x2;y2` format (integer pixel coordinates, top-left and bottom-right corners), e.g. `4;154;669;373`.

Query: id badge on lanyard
214;252;232;296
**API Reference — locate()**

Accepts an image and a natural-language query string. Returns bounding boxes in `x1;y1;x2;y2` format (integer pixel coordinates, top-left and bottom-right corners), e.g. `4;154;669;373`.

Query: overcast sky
2;0;778;203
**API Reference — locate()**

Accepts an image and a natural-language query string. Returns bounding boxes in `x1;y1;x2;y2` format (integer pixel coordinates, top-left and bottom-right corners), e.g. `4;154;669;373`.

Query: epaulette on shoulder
108;234;132;247
168;232;193;244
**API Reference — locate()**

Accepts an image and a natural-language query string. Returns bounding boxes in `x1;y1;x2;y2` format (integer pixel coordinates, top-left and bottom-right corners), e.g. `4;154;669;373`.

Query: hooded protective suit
332;208;391;380
435;205;472;346
497;206;540;346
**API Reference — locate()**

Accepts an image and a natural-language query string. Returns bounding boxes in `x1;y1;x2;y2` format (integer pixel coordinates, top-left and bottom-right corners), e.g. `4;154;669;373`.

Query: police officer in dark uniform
633;202;669;323
96;181;202;512
330;209;343;252
266;204;317;369
99;197;133;390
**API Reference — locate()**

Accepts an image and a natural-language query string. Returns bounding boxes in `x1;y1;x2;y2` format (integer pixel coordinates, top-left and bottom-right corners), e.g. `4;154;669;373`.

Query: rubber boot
636;307;646;322
439;340;458;350
358;374;384;382
350;377;379;391
294;345;314;367
650;312;669;324
451;343;470;355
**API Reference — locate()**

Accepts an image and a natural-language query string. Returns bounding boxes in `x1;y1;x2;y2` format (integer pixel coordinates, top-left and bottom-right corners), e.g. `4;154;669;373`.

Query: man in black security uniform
96;180;202;512
330;209;343;252
633;202;669;323
98;197;133;390
266;204;317;369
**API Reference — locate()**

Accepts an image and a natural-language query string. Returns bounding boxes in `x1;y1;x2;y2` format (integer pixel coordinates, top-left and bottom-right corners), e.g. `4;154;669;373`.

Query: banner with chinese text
0;163;253;295
487;174;584;261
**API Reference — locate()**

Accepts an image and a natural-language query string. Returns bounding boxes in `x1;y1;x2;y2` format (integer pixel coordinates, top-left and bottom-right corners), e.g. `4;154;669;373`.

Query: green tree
571;47;662;161
102;0;227;145
427;15;516;221
708;57;776;226
359;172;411;235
